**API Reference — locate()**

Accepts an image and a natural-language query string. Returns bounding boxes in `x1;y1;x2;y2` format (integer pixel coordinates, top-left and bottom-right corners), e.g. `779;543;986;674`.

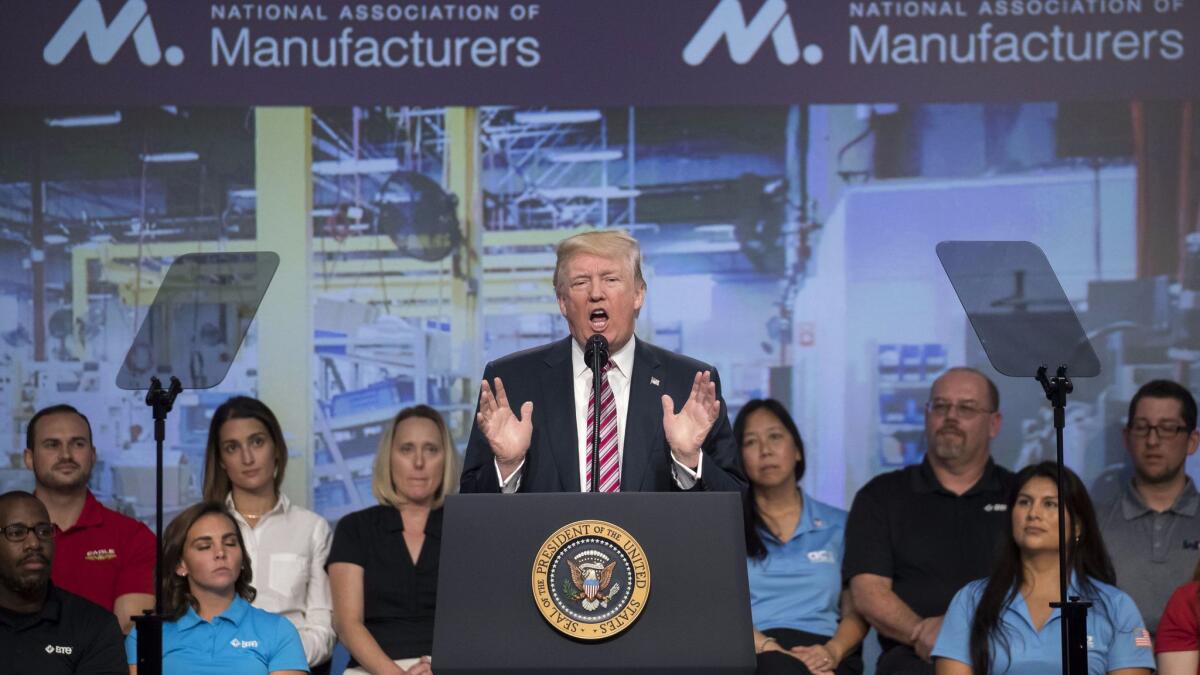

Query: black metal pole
1038;365;1090;675
134;375;182;675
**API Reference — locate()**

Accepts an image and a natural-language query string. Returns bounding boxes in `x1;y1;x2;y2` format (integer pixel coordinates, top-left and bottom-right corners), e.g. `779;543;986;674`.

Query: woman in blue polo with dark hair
932;462;1153;675
126;501;308;674
736;398;868;675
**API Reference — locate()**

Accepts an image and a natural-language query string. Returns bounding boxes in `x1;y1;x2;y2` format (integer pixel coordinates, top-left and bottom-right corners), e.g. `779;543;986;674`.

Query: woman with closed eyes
125;501;308;674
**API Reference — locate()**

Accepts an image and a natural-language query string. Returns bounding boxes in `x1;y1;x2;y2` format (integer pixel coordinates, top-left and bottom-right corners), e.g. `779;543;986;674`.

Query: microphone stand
132;375;182;675
584;335;609;493
1037;365;1090;675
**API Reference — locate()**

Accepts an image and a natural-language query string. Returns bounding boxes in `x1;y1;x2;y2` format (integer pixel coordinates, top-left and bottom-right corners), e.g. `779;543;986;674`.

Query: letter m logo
43;0;171;66
683;0;800;65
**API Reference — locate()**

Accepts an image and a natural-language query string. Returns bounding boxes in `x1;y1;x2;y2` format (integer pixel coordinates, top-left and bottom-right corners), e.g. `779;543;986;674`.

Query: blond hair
553;230;646;297
371;404;459;508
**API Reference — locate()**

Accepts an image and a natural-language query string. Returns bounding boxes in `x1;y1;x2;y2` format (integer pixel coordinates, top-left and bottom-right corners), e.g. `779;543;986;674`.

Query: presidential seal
531;520;650;640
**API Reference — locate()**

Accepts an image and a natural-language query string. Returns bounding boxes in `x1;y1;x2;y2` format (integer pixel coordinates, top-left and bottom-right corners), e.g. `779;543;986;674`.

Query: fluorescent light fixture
228;189;256;199
693;224;736;235
89;233;113;243
514;110;602;125
45;112;122;128
42;234;69;245
312;158;399;176
856;103;899;120
140;152;199;163
135;228;183;237
529;186;641;200
549;150;623;163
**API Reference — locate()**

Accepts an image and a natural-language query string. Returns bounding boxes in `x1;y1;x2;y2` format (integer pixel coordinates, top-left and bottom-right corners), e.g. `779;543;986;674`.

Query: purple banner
1;0;1196;105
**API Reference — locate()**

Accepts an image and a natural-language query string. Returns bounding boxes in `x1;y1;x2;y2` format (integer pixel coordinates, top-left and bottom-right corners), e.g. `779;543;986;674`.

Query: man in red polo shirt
24;404;155;634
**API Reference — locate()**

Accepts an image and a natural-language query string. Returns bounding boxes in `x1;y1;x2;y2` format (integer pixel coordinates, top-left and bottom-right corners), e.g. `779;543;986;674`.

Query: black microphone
584;334;609;492
584;334;610;370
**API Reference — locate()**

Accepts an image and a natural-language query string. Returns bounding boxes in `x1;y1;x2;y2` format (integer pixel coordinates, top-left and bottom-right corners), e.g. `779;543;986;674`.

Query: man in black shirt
0;490;125;674
844;368;1016;675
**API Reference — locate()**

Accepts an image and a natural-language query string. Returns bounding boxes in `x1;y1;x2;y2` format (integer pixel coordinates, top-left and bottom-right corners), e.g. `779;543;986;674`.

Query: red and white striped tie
585;362;620;492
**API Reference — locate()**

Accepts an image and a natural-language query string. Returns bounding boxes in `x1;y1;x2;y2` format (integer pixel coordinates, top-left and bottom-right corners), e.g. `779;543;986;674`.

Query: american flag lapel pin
650;377;660;387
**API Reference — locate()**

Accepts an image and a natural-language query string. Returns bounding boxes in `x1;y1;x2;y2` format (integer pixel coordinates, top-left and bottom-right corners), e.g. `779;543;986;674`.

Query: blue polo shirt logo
229;638;259;648
806;550;835;563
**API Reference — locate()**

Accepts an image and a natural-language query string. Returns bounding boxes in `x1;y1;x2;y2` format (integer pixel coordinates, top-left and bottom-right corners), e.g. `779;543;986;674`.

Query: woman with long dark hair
736;399;867;675
932;462;1153;674
202;396;334;671
1155;557;1200;673
124;501;308;674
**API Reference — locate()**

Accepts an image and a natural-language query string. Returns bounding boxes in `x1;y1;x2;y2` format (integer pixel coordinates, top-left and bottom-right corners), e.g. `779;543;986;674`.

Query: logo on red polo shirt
84;548;116;561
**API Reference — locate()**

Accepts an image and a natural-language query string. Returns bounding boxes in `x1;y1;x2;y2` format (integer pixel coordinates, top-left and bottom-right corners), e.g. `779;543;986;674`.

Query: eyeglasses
925;400;994;420
1128;421;1192;439
1;522;54;543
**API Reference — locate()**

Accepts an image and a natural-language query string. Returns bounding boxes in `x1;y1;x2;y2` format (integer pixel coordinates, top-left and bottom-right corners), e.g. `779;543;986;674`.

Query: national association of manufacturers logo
683;0;823;66
43;0;184;67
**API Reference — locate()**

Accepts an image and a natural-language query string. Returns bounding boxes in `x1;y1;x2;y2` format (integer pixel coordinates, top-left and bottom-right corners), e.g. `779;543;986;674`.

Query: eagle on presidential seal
565;557;620;612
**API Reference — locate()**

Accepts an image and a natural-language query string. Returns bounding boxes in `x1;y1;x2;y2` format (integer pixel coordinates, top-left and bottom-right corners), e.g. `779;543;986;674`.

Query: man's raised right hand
476;377;533;478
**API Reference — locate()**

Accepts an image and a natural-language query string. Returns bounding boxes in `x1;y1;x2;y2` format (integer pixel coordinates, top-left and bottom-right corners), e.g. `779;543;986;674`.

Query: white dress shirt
495;335;702;491
226;492;335;666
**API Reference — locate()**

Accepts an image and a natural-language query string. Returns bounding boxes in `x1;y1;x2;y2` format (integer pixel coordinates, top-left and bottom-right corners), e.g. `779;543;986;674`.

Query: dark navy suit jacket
460;337;747;494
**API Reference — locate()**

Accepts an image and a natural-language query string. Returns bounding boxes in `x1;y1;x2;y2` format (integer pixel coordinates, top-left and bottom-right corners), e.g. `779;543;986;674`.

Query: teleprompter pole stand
131;375;183;675
1036;365;1091;675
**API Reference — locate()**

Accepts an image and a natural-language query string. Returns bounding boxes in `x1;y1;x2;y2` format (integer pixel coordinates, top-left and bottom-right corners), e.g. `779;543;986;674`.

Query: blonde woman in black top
328;405;459;675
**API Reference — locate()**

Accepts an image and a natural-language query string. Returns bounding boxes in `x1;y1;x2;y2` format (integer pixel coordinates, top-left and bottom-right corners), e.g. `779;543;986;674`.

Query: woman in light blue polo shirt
126;501;308;674
932;461;1153;675
736;399;868;675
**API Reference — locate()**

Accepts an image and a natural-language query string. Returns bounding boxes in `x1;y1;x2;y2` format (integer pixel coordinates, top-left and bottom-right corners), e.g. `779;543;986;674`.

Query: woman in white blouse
202;396;336;672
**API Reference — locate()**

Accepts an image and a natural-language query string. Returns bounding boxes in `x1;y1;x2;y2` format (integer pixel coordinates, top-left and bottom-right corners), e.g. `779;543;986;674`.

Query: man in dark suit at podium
460;230;746;495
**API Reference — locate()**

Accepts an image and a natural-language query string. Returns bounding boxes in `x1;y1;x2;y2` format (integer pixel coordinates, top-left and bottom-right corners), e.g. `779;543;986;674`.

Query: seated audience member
24;404;155;633
126;501;308;674
1099;379;1200;635
328;405;459;675
737;399;867;675
0;491;125;674
932;462;1154;675
1154;557;1200;673
844;367;1016;675
202;396;334;670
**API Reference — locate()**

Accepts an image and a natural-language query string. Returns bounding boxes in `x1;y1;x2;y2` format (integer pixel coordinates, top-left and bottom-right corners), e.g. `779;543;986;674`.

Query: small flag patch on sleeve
1134;628;1152;648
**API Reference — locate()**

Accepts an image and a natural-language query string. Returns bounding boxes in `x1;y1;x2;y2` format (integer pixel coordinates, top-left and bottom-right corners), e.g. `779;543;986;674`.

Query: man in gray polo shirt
1099;379;1200;634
